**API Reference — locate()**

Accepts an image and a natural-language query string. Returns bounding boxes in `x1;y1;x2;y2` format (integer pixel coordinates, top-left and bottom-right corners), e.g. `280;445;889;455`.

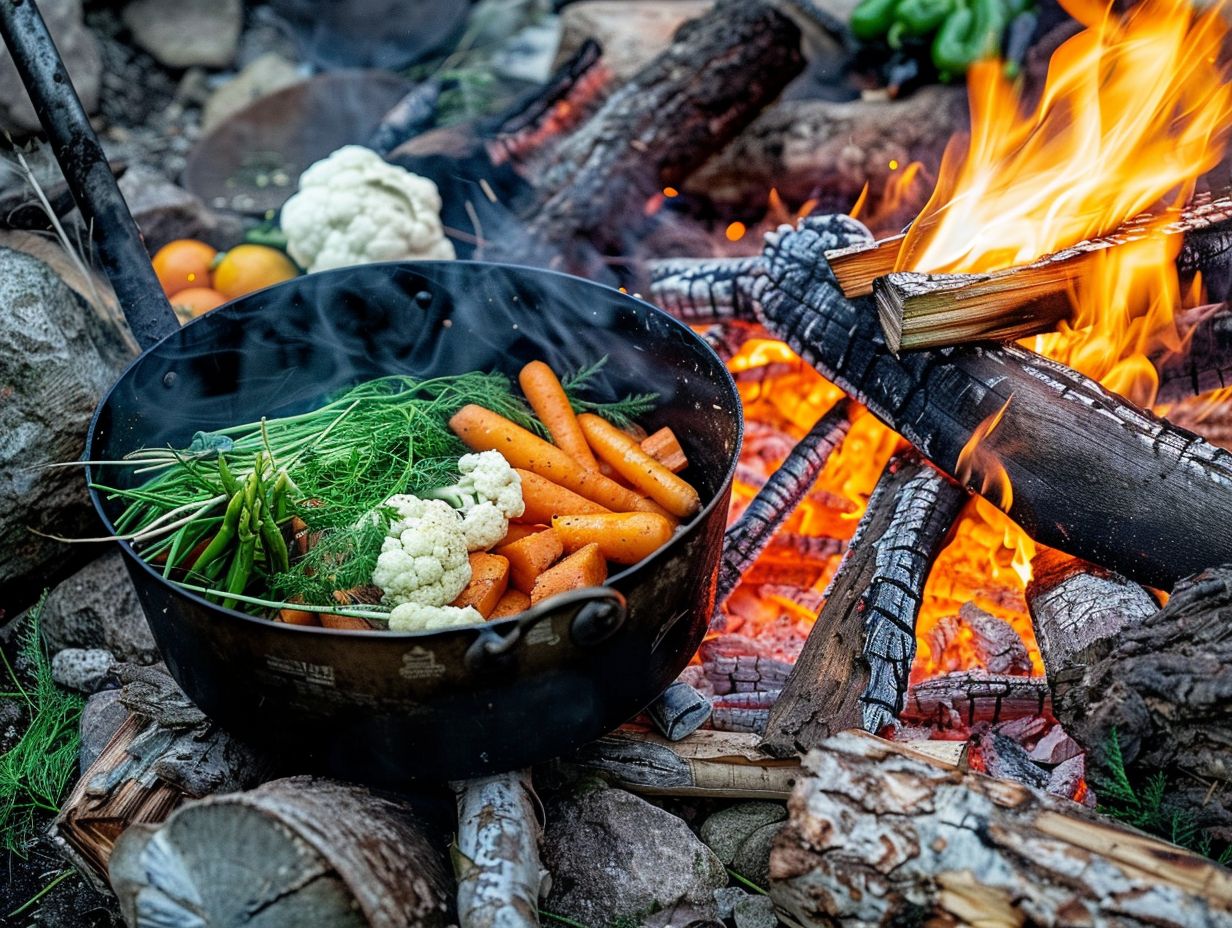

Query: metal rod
0;0;178;349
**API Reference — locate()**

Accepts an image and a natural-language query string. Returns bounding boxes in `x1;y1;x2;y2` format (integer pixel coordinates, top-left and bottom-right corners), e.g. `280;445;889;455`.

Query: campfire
5;0;1232;925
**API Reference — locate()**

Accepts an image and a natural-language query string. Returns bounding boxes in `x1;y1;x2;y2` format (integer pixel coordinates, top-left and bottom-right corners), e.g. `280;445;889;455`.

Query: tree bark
771;730;1232;928
1154;302;1232;405
901;669;1051;729
108;776;452;928
759;453;966;757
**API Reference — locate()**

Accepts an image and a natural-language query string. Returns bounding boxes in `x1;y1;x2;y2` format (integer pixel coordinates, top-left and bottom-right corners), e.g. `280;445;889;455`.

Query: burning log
453;771;547;928
957;602;1032;675
869;191;1232;352
713;690;781;734
771;730;1232;928
649;256;767;327
701;651;793;696
755;214;1232;590
1049;565;1232;836
715;400;851;610
824;233;904;298
697;322;760;363
902;670;1051;729
969;729;1051;790
759;454;966;757
1154;302;1232;404
108;777;452;928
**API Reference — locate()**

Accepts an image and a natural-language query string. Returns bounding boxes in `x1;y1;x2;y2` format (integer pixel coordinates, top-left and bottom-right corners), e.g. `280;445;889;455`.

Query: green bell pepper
897;0;955;36
851;0;903;41
932;0;1008;76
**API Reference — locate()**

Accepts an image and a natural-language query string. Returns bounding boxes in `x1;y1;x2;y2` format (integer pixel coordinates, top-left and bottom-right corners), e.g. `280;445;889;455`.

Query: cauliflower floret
371;495;471;606
430;451;524;552
388;602;484;632
280;145;455;273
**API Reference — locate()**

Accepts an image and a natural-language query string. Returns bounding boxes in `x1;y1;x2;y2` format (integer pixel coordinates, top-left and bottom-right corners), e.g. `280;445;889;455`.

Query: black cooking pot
85;262;741;783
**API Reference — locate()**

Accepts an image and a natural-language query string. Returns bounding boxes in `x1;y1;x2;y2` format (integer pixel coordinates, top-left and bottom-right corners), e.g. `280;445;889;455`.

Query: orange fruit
171;286;227;322
152;239;218;297
211;244;299;299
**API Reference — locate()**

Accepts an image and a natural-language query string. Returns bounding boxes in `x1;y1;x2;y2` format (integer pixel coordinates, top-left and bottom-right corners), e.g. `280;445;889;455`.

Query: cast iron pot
85;261;742;784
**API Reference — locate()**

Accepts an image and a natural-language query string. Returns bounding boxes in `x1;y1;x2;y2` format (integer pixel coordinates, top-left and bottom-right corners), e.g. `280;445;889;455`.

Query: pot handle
464;587;626;672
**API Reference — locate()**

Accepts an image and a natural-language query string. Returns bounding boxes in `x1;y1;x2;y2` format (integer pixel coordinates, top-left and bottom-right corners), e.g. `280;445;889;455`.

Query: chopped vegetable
577;414;700;519
450;552;511;618
530;543;607;604
514;469;610;524
551;513;676;565
640;427;688;474
496;528;565;595
497;523;547;547
428;450;525;551
371;495;472;606
490;588;531;619
519;361;600;471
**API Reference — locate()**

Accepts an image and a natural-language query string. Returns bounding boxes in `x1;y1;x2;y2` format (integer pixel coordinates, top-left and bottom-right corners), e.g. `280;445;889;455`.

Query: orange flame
955;394;1015;511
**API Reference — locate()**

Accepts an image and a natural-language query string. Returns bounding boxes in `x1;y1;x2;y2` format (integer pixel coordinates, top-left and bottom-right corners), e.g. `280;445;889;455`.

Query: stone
117;165;246;253
0;249;132;605
700;801;787;866
543;785;727;928
554;1;713;81
0;697;24;754
715;886;751;920
122;0;242;69
79;688;126;773
41;551;159;663
732;821;781;889
0;0;101;131
201;52;304;133
733;894;779;928
51;648;115;694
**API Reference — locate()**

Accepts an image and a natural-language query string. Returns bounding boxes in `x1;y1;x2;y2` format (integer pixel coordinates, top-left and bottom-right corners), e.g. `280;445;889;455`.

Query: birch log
770;731;1232;928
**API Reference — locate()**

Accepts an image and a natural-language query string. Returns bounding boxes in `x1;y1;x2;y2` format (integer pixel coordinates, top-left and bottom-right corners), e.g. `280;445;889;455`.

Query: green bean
220;499;260;610
259;505;290;575
189;490;245;575
217;454;241;497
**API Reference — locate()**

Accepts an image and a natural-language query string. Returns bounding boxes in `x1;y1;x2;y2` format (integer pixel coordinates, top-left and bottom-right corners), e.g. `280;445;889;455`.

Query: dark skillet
0;0;742;783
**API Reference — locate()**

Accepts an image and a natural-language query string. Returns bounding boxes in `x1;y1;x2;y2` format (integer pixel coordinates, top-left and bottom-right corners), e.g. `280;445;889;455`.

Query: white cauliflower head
371;495;471;606
430;451;524;552
388;602;485;632
280;145;455;273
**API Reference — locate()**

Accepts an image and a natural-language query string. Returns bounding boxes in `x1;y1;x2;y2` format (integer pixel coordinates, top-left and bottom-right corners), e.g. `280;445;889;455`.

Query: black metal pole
0;0;178;349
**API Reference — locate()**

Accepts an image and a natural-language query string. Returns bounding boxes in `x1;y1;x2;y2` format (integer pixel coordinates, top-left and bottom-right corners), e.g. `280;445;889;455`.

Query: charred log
108;776;452;928
646;680;713;741
901;670;1052;729
712;690;781;734
759;453;966;757
648;255;767;327
969;729;1051;790
756;213;1232;590
1154;302;1232;405
771;731;1232;928
715;401;851;610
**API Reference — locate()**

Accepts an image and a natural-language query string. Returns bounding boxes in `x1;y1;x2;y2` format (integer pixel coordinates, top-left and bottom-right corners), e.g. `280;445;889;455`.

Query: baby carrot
519;361;600;470
640;426;688;474
577;414;701;518
490;588;531;619
515;468;610;523
552;512;676;565
530;543;608;604
450;404;662;515
496;528;565;594
450;552;511;618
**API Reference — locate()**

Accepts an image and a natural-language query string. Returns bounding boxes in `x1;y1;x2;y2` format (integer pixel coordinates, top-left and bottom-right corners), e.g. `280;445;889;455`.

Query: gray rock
700;801;787;866
52;648;115;694
0;249;132;603
554;1;712;81
732;821;781;891
0;697;24;753
42;550;158;663
79;688;126;772
117;165;246;253
201;53;304;133
0;0;101;131
543;785;727;928
715;886;751;920
734;895;778;928
122;0;242;69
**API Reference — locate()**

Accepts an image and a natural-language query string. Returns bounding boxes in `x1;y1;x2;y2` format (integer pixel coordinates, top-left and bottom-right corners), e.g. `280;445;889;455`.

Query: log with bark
1154;302;1232;405
109;776;452;928
771;730;1232;927
759;453;966;757
901;669;1052;729
1049;565;1232;837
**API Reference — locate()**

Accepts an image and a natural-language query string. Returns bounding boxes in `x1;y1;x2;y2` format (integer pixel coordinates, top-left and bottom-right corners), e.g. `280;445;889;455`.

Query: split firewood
452;771;547;928
51;664;274;889
901;670;1052;729
756;214;1232;590
109;776;452;928
759;453;966;757
870;190;1232;352
1154;302;1232;405
1050;565;1232;836
824;232;904;298
1025;549;1157;706
715;400;851;611
771;730;1232;928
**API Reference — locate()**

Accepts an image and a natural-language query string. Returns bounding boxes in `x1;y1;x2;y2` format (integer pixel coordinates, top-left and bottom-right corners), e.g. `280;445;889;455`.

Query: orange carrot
450;404;663;515
320;613;374;630
530;542;608;604
640;427;688;474
519;361;601;470
498;522;548;547
496;528;565;593
450;552;510;618
515;468;611;523
490;588;531;619
278;595;320;626
577;413;701;518
552;512;676;565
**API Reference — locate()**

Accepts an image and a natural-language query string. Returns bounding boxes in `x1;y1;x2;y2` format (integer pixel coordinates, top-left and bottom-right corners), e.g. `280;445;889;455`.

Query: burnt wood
771;731;1232;928
646;256;766;327
1154;302;1232;405
755;214;1232;590
759;453;966;756
715;400;851;611
902;670;1052;729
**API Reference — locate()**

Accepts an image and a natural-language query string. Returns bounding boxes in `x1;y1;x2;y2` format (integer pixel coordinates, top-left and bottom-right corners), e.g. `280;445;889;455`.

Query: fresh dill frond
560;355;660;430
269;513;390;607
0;593;83;856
